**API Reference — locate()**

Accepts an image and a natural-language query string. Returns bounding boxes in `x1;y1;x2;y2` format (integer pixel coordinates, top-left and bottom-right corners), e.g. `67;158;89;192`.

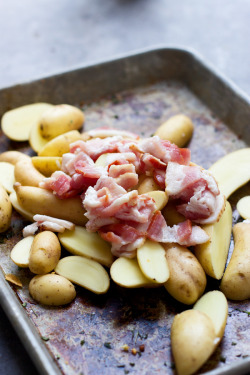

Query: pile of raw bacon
40;128;225;258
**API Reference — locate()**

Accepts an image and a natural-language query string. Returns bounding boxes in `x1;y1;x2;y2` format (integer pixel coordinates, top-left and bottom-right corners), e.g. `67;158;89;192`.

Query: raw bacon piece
87;127;140;140
40;171;71;198
108;164;138;190
147;211;209;246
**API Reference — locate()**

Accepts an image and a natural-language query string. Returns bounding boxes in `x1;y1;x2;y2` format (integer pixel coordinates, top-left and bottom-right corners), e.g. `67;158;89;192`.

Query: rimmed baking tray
0;47;250;375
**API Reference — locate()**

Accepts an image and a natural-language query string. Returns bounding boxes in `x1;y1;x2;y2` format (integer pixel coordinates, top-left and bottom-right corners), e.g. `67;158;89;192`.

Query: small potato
31;156;62;177
38;130;82;157
171;310;216;375
1;103;53;141
0;184;12;233
144;190;168;211
10;236;34;268
0;151;30;165
164;244;206;305
155;114;194;147
162;202;185;226
29;231;61;274
29;121;49;153
29;274;76;306
0;162;15;193
9;191;34;221
39;104;84;140
237;196;250;220
14;157;45;187
15;185;86;225
137;176;160;194
220;222;250;300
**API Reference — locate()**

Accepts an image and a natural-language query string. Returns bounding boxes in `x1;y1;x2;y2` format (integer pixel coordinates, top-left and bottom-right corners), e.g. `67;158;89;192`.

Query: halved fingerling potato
237;196;250;219
31;156;62;177
0;184;12;233
9;191;34;221
144;190;168;211
1;103;53;141
39;104;84;140
155;114;194;147
58;226;113;267
38;130;82;156
194;201;232;279
209;148;250;198
0;151;30;165
137;240;169;283
137;176;160;194
14;157;45;187
10;236;34;267
0;162;15;193
29;121;49;153
110;257;155;288
193;290;228;342
55;256;110;294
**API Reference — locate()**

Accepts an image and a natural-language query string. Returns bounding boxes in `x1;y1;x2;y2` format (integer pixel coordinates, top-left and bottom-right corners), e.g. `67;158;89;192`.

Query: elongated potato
0;151;30;165
10;236;34;268
171;310;216;375
1;103;53;141
38;130;82;157
194;201;232;279
58;226;113;267
110;257;155;288
29;274;76;306
0;184;12;233
137;176;159;194
14;157;45;187
9;191;33;221
220;222;250;300
237;196;250;220
0;162;15;193
15;185;86;225
144;190;168;211
164;244;206;304
137;240;169;283
55;256;110;294
209;148;250;198
29;121;49;153
31;156;62;177
39;104;84;140
193;290;228;342
29;231;61;274
155;114;194;147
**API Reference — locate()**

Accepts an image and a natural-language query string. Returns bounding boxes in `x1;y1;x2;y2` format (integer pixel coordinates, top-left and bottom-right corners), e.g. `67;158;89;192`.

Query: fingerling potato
0;184;12;233
14;157;45;187
155;114;194;147
38;130;82;157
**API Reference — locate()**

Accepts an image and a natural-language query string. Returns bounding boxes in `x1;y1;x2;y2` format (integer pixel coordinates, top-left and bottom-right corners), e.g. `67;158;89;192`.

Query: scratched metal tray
0;47;250;375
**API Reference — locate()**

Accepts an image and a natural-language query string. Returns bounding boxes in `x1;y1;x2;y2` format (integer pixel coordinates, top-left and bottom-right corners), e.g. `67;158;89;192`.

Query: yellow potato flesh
10;236;34;267
137;176;159;194
55;256;110;294
209;148;250;198
162;202;185;226
137;240;169;283
220;222;250;300
193;290;228;341
171;310;216;375
9;191;34;221
31;156;62;177
58;226;113;267
38;130;82;157
110;257;154;288
144;190;168;211
155;114;194;147
29;121;49;153
0;162;15;193
94;153;109;167
237;196;250;220
1;103;53;141
194;201;232;279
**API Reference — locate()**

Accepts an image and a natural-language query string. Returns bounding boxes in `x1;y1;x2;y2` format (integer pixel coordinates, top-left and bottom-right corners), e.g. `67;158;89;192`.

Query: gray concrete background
0;0;250;374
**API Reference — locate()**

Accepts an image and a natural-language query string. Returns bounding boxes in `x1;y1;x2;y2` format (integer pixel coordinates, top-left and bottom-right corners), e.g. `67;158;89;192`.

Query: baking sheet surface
0;80;250;375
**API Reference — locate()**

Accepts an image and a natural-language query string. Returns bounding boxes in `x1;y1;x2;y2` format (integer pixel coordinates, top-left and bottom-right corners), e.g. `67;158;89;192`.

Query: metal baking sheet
0;47;250;375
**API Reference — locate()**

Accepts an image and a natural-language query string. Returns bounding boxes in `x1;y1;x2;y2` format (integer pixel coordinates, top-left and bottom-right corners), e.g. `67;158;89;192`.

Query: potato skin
155;114;194;147
29;231;61;274
29;274;76;306
0;184;12;233
14;157;45;187
220;222;250;300
0;151;30;165
164;244;206;304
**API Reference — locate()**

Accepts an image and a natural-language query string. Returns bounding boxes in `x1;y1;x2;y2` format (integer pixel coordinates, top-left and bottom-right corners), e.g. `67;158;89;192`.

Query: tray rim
1;45;250;375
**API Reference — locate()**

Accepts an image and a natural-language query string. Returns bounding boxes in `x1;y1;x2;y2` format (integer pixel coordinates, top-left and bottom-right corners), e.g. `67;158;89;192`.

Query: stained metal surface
0;48;250;375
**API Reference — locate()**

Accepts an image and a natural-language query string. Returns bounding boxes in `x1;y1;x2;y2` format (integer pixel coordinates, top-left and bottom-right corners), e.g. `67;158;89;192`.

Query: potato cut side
110;257;154;288
193;290;228;342
94;153;109;167
209;148;250;198
10;236;34;267
162;202;185;226
0;162;15;193
9;192;34;221
237;196;250;220
32;156;62;177
171;310;216;375
194;201;232;279
1;103;53;141
29;121;49;153
137;176;159;194
58;226;113;267
137;240;169;283
144;190;168;211
55;256;110;294
38;130;82;157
